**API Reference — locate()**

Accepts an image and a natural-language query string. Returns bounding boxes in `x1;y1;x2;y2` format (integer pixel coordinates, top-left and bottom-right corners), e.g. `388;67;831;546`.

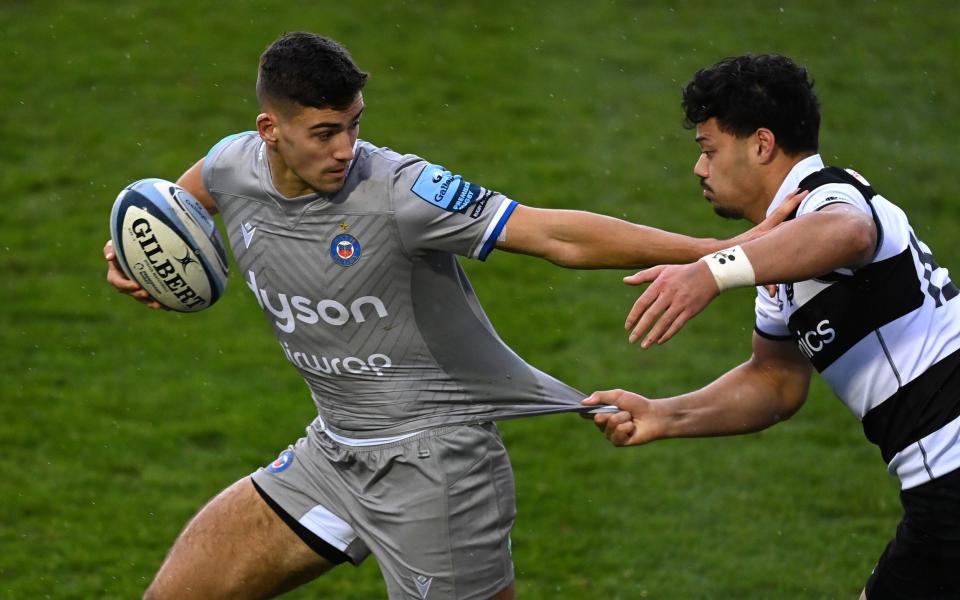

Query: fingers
105;255;142;293
625;285;657;338
107;271;142;293
628;298;694;348
103;239;163;309
626;262;719;347
654;309;693;345
628;290;668;346
623;266;674;344
769;188;809;222
582;389;624;406
609;421;638;446
584;390;652;446
784;187;809;205
623;265;665;286
730;188;810;246
141;298;164;310
581;392;602;406
592;410;635;446
644;303;690;347
627;281;688;347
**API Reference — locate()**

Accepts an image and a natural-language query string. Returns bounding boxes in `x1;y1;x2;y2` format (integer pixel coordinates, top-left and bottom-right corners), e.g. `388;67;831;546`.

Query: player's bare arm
624;202;877;347
103;158;216;309
582;333;813;446
496;192;803;269
497;205;718;268
176;158;218;215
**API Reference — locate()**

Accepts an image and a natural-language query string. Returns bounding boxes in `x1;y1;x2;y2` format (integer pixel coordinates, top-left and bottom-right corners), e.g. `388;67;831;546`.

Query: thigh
865;469;960;599
356;423;516;600
145;477;337;600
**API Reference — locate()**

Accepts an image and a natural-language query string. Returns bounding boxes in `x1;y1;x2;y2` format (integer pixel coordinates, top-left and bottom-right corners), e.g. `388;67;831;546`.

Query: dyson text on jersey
246;271;388;333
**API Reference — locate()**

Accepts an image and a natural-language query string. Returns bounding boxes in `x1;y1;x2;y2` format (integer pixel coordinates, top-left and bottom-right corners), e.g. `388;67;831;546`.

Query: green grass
2;1;958;598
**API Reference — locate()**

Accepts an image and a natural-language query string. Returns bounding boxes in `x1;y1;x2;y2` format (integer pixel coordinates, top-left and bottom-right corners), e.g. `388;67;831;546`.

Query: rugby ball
110;178;228;312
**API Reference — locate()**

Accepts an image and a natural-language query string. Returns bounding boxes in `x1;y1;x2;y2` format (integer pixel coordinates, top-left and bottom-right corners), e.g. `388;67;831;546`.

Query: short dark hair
256;32;368;111
682;54;820;155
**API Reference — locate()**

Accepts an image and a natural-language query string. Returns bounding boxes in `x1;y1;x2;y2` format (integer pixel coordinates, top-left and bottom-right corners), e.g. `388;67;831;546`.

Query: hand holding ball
109;179;228;312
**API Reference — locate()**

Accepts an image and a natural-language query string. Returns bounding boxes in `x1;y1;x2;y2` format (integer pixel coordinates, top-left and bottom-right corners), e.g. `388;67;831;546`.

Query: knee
142;584;161;600
142;575;200;600
142;579;176;600
142;579;219;600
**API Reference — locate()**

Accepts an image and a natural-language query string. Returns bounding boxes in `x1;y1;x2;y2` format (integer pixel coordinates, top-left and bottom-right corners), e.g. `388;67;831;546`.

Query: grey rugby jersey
755;154;960;489
202;132;585;437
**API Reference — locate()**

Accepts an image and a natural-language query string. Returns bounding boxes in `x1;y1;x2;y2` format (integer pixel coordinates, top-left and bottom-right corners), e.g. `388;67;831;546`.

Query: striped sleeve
754;287;792;340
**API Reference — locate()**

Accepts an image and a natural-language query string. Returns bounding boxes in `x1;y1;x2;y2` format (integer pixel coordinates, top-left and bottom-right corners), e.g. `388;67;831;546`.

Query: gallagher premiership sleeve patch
412;164;492;215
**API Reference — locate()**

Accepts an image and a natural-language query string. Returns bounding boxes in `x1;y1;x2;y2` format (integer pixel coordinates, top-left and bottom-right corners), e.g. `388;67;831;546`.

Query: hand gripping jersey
203;133;585;438
756;155;960;489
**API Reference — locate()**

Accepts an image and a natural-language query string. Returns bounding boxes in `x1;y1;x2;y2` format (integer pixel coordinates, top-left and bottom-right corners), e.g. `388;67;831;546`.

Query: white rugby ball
110;178;228;312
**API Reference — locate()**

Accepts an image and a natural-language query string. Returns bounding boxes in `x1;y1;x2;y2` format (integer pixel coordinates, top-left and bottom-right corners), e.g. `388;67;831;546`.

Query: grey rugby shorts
250;420;516;599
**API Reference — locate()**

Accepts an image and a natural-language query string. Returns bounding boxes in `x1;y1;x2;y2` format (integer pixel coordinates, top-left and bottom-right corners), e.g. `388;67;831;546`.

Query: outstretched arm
494;190;804;269
624;202;877;347
582;334;812;446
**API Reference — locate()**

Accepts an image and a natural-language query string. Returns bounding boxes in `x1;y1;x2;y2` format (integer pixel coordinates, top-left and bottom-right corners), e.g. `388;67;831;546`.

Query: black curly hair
682;54;820;155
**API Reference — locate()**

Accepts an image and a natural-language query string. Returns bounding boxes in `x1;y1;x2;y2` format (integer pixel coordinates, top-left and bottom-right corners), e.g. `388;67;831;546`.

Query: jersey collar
765;154;825;218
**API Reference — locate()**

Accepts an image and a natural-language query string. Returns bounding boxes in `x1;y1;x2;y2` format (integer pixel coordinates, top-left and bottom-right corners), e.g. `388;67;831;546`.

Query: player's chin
311;179;346;195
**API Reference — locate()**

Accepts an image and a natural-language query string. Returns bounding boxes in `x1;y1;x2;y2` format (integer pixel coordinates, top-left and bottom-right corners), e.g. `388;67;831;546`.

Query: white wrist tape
700;245;756;291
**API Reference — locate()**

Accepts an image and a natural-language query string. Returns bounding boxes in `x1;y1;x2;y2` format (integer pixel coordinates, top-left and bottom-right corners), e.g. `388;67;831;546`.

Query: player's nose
693;154;709;178
333;132;354;160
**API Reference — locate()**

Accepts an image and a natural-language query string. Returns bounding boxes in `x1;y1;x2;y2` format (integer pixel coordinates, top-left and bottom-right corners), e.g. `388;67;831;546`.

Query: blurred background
2;1;958;597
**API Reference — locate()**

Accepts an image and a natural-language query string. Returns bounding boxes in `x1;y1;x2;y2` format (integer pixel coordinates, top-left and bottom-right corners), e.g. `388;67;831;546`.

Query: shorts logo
330;234;361;267
413;574;433;599
266;449;295;473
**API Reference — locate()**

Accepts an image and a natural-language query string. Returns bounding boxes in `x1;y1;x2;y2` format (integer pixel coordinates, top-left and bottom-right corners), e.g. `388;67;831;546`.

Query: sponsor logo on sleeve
412;163;489;213
469;190;493;218
807;195;847;212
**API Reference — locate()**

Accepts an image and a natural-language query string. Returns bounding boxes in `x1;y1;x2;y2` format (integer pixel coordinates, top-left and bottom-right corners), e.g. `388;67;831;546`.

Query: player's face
262;93;365;197
692;118;763;221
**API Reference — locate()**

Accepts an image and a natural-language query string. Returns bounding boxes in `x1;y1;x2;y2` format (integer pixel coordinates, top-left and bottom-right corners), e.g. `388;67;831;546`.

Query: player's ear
755;128;777;164
257;112;279;147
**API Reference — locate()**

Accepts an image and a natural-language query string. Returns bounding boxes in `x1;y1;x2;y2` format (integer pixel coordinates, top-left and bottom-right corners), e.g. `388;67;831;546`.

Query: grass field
2;1;959;598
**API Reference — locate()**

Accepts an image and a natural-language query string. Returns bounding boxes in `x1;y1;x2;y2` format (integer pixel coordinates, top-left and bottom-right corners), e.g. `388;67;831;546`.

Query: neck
747;152;814;223
266;147;311;199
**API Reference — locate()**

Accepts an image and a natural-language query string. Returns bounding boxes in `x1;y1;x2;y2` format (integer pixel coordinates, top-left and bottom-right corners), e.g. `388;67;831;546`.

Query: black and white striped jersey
755;154;960;489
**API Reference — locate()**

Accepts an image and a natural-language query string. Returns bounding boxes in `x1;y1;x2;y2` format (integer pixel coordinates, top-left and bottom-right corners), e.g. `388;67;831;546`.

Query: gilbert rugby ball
110;178;228;312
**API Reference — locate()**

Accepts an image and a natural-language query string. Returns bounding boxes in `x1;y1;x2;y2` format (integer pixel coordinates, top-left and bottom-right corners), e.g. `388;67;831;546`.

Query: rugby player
586;53;960;599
